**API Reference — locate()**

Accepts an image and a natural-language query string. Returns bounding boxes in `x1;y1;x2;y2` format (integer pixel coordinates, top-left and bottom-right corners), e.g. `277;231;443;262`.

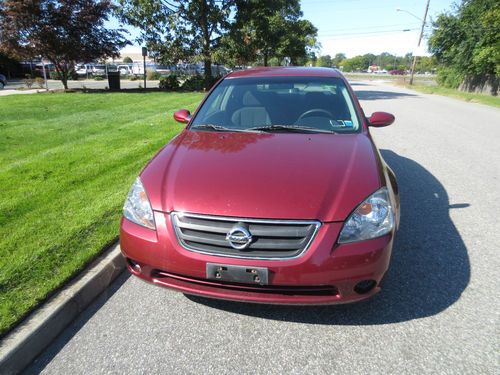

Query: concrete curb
0;243;126;374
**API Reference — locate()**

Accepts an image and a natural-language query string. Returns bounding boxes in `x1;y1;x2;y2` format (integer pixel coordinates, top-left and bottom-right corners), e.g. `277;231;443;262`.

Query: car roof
226;66;344;79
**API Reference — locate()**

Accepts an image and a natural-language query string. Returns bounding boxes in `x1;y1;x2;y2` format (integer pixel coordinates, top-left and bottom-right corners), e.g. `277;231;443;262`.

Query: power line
320;28;419;38
319;23;420;33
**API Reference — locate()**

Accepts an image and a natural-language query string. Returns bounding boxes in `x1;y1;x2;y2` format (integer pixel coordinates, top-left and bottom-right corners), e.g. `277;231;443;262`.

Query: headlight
123;177;156;230
338;187;394;243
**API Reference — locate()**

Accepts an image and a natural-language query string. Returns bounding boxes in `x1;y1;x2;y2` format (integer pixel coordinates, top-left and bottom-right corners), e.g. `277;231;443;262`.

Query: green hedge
436;67;464;89
180;74;221;91
159;75;180;91
49;71;79;81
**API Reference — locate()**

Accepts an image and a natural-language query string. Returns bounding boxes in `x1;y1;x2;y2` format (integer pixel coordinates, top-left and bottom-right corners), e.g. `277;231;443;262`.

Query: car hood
141;130;381;222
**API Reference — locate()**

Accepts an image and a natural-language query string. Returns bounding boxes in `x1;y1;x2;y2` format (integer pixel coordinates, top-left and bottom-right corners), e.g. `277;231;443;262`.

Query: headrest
242;91;261;106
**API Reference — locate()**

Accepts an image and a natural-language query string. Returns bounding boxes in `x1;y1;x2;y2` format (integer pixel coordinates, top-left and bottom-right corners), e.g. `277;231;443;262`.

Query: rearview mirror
173;109;191;124
368;112;395;127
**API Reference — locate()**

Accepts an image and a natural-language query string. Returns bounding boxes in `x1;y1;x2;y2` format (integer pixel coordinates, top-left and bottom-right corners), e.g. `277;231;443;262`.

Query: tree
332;53;346;67
307;52;318;67
429;0;499;88
317;55;332;67
217;0;317;67
362;53;377;67
0;52;20;79
377;52;394;70
0;0;128;89
118;0;235;90
229;0;317;66
341;55;370;72
415;56;436;73
122;56;133;63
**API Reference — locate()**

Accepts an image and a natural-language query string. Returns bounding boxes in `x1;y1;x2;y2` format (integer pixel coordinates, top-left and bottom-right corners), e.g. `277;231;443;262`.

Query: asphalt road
27;81;499;374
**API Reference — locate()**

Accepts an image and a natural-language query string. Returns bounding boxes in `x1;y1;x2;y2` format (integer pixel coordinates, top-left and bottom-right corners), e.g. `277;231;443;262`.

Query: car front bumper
120;212;394;305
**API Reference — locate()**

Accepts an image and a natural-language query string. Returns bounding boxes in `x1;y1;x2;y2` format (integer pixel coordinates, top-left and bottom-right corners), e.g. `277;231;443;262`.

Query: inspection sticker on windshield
330;120;354;128
343;120;353;127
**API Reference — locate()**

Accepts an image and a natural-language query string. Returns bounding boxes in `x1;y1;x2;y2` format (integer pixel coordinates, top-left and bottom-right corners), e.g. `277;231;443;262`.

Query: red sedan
120;67;400;304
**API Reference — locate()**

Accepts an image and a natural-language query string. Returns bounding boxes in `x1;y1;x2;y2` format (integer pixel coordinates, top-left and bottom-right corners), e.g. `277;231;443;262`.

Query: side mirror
368;112;395;127
173;109;191;124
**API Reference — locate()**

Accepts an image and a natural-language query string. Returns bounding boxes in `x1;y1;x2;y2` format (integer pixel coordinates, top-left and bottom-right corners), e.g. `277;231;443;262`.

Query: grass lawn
403;84;500;108
0;91;204;336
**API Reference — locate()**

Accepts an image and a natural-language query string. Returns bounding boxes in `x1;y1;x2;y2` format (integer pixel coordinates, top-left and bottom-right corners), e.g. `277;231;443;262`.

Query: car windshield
190;76;361;133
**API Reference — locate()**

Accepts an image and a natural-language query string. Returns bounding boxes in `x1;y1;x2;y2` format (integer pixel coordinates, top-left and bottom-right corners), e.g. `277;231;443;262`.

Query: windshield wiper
191;124;260;133
247;125;336;134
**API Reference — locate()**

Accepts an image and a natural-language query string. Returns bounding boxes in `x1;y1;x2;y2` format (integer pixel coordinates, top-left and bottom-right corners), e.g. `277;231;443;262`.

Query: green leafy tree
341;55;370;72
429;0;499;88
0;52;20;79
304;52;317;67
122;56;133;63
415;56;437;73
362;53;377;67
332;53;346;67
0;0;129;89
118;0;234;89
224;0;318;66
317;55;332;67
375;52;394;70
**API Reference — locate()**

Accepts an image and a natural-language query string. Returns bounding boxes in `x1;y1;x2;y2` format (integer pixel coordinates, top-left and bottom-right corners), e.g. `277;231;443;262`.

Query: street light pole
409;0;430;85
41;58;48;91
142;47;147;90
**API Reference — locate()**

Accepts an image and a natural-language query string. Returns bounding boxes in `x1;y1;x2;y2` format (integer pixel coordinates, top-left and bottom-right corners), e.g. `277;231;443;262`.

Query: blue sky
115;0;457;58
301;0;457;57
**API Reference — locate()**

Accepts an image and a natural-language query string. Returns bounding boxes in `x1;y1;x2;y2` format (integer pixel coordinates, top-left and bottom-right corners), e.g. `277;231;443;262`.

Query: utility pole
409;0;430;85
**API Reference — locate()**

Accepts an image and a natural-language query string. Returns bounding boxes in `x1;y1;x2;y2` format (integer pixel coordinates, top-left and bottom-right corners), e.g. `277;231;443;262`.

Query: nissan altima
120;67;400;304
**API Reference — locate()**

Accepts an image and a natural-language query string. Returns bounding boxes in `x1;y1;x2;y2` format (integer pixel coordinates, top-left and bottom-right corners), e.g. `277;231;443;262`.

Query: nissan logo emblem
226;225;253;250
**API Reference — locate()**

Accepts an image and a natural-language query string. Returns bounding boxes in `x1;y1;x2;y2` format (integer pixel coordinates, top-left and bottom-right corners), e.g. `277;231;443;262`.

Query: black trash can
107;71;120;90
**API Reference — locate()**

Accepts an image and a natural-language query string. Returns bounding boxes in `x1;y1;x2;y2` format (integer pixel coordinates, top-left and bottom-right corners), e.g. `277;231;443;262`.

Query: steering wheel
297;109;334;122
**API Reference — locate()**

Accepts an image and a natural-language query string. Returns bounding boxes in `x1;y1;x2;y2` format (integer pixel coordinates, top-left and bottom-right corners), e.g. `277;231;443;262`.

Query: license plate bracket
206;263;269;285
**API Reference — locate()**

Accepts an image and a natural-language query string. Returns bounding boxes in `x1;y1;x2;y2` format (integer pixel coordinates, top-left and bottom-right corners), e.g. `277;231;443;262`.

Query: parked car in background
91;65;106;77
389;70;406;75
76;64;92;76
34;63;55;76
120;67;400;305
155;65;172;75
117;64;132;75
0;74;6;89
212;64;231;76
131;63;146;76
131;63;170;77
174;63;230;77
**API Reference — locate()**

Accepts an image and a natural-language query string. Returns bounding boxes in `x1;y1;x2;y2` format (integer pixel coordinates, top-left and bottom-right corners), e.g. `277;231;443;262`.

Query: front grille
171;212;321;259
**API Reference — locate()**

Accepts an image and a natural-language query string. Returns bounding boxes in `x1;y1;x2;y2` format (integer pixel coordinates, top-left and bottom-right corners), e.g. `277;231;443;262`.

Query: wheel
297;108;334;122
0;81;4;89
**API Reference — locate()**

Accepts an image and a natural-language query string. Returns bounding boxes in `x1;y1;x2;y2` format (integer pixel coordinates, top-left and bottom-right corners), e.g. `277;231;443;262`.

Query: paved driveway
27;81;499;374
